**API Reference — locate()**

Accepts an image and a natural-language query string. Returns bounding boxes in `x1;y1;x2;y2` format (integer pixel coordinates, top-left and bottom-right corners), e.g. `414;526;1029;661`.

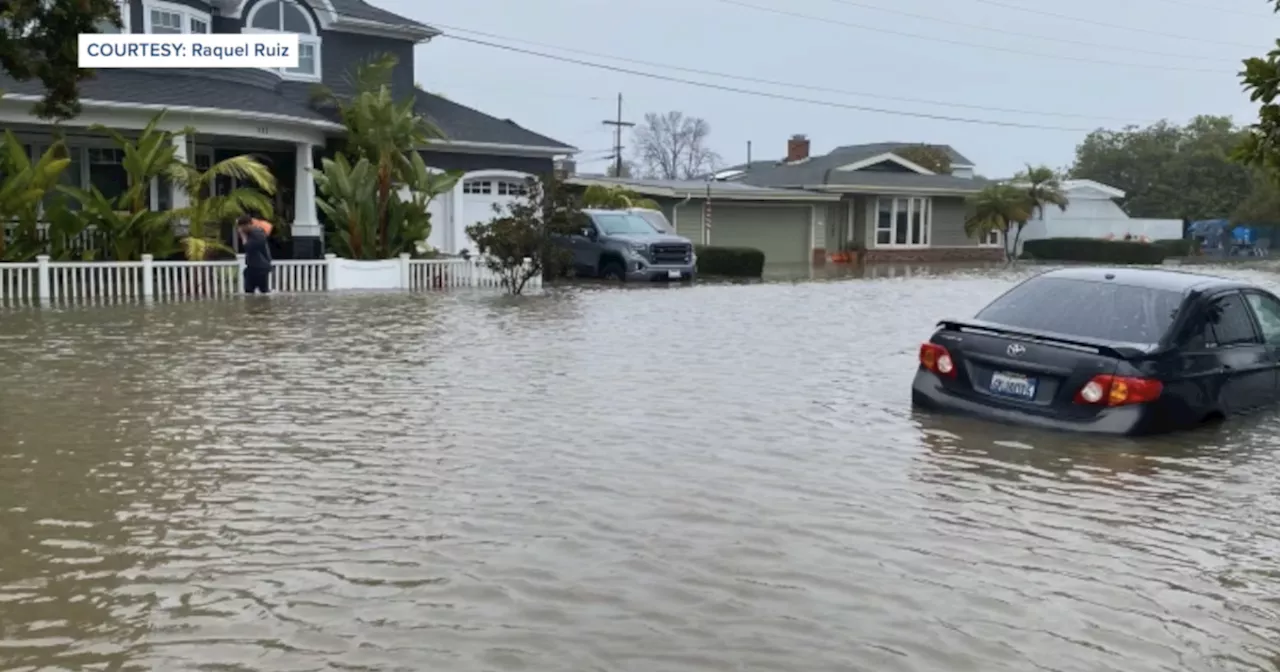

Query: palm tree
168;155;276;260
965;183;1032;261
313;53;447;258
1017;163;1070;224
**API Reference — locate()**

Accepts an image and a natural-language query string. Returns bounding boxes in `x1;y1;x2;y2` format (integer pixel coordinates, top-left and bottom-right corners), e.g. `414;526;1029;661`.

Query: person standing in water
237;214;273;294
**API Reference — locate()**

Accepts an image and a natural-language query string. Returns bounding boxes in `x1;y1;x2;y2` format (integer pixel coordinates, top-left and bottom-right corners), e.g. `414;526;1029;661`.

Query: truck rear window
975;277;1184;344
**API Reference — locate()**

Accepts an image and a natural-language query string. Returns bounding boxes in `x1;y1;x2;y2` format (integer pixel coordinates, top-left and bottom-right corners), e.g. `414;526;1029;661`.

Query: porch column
292;141;323;259
171;134;189;211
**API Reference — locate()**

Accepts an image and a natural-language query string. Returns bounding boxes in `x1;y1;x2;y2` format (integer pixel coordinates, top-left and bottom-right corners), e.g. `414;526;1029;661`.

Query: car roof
1036;266;1250;293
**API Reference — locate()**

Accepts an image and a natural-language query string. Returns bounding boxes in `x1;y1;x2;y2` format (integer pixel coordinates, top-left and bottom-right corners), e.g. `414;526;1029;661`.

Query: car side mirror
583;227;597;240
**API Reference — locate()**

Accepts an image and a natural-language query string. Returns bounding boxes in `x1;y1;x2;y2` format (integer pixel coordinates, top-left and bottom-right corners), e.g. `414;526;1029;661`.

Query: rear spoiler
935;319;1150;359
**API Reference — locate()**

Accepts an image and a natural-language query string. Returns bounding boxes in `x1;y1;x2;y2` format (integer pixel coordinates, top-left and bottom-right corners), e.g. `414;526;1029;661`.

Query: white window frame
870;196;931;248
244;0;323;82
142;0;211;33
463;180;492;194
979;228;1002;247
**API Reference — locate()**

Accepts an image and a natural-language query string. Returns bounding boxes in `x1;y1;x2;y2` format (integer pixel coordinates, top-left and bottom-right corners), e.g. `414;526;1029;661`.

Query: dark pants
244;267;271;294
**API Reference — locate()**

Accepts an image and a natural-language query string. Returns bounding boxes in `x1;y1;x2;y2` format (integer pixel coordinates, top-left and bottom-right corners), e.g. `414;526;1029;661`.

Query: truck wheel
600;259;626;281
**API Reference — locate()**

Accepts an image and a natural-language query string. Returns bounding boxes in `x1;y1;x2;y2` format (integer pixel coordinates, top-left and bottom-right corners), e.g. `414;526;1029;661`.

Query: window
463;180;492;194
497;181;526;196
1245;292;1280;345
142;0;210;34
593;213;654;235
975;277;1184;344
872;197;929;247
96;0;130;33
246;0;322;80
88;147;128;204
980;229;1001;246
1205;293;1260;346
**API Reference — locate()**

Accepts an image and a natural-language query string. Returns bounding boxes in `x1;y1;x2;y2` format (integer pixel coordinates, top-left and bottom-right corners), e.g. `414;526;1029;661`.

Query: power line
810;0;1236;62
1141;0;1273;17
438;34;1101;131
964;0;1258;48
432;23;1148;122
713;0;1229;72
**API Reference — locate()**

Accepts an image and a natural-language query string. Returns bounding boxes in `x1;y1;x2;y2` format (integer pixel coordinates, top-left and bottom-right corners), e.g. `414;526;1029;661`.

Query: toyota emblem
1006;343;1026;356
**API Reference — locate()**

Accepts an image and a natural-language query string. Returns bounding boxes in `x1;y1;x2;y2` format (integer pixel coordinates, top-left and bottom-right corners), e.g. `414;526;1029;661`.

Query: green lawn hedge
1152;238;1200;256
694;245;765;277
1021;238;1168;265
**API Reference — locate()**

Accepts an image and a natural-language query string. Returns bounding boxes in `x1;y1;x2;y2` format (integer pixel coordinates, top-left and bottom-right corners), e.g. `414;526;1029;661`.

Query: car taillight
919;342;956;378
1074;374;1162;406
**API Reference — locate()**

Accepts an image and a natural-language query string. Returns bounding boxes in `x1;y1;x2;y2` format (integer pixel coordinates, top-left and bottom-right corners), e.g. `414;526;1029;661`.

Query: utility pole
747;140;752;164
601;93;634;177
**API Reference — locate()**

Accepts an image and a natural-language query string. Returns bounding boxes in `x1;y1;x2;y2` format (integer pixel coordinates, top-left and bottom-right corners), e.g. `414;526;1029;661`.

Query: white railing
0;253;539;305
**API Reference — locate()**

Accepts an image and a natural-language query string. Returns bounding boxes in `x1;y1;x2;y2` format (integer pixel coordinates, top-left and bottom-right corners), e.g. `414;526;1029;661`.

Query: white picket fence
0;253;537;305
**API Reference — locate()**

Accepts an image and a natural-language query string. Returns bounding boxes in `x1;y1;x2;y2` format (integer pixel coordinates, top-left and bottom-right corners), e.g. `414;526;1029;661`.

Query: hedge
694;245;765;277
1021;238;1167;264
1152;238;1200;256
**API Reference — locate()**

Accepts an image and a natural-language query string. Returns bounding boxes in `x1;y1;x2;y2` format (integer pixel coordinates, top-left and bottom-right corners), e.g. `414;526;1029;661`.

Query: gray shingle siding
320;31;416;98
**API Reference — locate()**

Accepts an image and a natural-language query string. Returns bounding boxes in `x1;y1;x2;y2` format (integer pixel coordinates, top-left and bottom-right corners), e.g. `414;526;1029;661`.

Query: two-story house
0;0;575;258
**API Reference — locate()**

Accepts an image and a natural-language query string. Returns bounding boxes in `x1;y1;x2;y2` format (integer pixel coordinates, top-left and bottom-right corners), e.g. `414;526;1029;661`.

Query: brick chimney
786;134;810;162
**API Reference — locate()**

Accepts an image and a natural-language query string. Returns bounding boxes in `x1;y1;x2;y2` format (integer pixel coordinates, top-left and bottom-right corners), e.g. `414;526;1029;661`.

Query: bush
695;245;765;277
1152;238;1199;256
1021;238;1167;265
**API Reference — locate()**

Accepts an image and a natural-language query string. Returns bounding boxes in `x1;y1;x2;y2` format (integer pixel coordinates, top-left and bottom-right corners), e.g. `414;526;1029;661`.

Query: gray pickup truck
562;209;697;282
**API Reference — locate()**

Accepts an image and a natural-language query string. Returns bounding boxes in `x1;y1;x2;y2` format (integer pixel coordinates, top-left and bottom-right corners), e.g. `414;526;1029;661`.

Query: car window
974;277;1184;344
1206;293;1260;346
1245;292;1280;345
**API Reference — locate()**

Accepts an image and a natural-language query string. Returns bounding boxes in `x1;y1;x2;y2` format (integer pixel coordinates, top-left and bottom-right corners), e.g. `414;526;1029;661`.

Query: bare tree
631;111;722;179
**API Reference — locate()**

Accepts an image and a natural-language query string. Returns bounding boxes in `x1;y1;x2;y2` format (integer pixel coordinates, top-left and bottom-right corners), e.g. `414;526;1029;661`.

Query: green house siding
929;196;974;246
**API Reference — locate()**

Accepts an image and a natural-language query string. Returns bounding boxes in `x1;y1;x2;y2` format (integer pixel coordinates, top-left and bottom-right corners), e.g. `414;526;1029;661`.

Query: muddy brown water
1;263;1279;671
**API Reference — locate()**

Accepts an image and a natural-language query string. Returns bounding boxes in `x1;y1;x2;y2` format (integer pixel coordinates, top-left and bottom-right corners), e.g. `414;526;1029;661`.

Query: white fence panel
272;260;328;293
47;261;145;302
0;263;39;305
407;258;541;291
152;260;240;300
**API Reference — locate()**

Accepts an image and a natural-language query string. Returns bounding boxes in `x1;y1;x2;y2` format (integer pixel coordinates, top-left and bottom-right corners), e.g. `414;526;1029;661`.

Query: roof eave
332;18;440;42
420;139;577;157
804;184;984;195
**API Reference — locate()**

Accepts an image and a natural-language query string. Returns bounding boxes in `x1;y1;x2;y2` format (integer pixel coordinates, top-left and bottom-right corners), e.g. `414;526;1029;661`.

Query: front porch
0;100;328;259
820;193;1004;262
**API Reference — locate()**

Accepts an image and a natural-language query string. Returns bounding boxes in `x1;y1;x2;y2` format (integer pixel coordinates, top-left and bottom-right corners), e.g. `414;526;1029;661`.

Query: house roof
329;0;436;32
0;68;332;123
567;175;841;201
413;89;575;152
718;141;981;193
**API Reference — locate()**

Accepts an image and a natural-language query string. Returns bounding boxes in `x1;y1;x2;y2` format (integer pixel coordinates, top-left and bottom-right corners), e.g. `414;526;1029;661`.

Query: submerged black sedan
911;267;1280;435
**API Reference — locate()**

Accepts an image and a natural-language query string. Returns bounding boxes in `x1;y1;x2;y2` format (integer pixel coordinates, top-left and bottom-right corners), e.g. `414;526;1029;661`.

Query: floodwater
2;263;1280;671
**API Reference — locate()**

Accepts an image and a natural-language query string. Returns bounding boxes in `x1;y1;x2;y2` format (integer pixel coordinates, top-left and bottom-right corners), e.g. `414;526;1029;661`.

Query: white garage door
709;205;811;266
460;178;526;255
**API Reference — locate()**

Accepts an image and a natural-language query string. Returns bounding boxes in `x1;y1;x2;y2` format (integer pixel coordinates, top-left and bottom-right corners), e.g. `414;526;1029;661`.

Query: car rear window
975;277;1184;344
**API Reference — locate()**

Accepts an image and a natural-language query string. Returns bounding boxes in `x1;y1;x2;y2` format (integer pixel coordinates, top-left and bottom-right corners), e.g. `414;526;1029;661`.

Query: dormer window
245;0;322;81
142;0;211;33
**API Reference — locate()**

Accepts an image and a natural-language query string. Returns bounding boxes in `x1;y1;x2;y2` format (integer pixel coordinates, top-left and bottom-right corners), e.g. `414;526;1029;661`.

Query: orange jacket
252;218;273;236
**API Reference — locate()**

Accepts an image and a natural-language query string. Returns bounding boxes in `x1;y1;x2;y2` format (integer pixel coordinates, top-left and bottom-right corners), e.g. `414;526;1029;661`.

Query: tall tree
0;0;122;119
631;111;721;179
1069;116;1252;220
606;159;636;178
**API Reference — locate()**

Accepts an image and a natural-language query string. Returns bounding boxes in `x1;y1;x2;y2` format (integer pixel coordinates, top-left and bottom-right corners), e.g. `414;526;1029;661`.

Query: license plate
667;270;682;279
989;371;1037;400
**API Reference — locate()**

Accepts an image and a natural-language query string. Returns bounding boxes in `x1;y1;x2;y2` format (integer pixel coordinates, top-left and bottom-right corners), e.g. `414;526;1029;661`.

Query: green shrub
694;245;765;277
1021;238;1167;265
1152;238;1199;256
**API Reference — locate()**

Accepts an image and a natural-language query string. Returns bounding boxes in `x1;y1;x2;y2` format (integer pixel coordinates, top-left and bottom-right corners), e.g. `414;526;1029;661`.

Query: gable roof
719;141;982;193
329;0;435;31
413;90;575;152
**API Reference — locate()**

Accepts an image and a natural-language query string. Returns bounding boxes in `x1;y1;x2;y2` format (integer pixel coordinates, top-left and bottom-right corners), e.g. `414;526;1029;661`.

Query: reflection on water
1;264;1279;671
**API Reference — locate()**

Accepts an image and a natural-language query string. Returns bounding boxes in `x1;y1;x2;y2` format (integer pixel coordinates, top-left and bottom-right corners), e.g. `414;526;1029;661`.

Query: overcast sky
377;0;1276;177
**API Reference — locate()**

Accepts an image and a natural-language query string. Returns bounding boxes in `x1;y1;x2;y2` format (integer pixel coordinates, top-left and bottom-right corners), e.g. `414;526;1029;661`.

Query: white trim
0;94;343;136
423;139;578;158
332;18;439;41
979;228;1002;247
871;196;932;248
142;0;211;33
833;152;936;176
804;184;982;196
224;0;337;28
808;204;816;263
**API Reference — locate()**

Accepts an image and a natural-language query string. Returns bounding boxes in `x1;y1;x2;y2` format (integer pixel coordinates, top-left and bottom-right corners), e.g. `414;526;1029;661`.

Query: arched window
245;0;321;80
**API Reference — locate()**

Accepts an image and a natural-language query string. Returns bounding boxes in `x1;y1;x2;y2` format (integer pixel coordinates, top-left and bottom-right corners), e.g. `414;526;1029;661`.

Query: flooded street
3;263;1280;671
